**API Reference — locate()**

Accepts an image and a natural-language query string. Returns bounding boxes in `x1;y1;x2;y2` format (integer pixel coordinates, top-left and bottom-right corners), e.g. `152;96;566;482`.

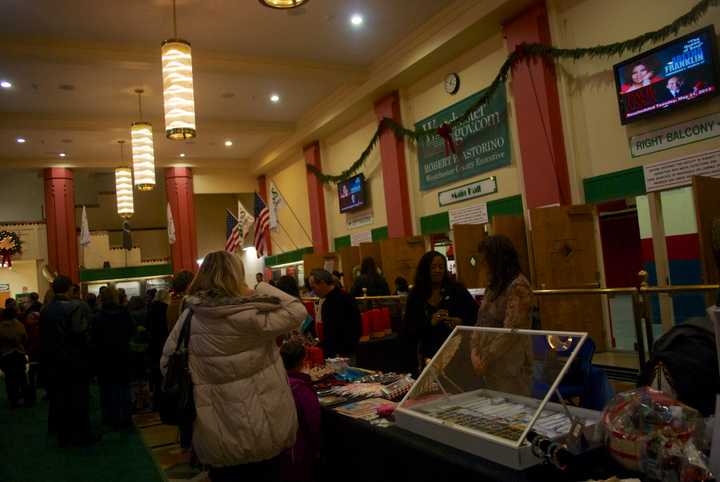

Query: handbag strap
175;307;194;351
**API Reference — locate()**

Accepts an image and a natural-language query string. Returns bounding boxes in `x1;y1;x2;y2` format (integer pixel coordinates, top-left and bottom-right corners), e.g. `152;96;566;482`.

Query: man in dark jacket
309;269;361;358
39;275;96;446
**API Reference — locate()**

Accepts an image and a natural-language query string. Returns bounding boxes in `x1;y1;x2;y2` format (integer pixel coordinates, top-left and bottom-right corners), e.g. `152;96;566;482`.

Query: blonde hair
156;288;171;304
189;251;247;297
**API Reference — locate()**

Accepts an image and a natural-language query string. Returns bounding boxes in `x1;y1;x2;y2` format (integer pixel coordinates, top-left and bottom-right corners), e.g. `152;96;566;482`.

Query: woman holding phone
403;251;477;368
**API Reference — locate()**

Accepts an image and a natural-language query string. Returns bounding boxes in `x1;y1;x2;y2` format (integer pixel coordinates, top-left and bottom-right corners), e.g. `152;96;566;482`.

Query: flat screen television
613;25;719;124
337;174;367;213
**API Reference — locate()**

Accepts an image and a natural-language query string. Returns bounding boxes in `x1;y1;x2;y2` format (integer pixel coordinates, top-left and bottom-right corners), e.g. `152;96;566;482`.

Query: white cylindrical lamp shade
161;39;196;140
131;122;156;191
115;167;134;219
259;0;310;8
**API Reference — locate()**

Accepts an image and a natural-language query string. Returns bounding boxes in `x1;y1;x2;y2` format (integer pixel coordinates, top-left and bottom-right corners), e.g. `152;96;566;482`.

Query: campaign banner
416;86;511;191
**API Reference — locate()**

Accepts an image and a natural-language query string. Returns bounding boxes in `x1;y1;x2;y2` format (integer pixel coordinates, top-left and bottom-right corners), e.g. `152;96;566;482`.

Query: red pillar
43;168;79;283
504;2;572;209
257;175;273;256
165;167;198;272
374;91;413;238
304;142;330;254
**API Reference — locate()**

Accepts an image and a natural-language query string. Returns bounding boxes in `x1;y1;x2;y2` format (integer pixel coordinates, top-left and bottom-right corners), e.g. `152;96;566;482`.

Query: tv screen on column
337;174;367;213
613;26;719;124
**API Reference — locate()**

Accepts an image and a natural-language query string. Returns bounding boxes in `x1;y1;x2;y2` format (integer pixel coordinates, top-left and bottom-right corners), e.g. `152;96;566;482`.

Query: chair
531;336;603;408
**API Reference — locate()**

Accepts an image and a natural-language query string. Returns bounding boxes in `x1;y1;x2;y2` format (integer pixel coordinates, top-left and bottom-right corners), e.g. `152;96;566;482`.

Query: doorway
598;199;643;352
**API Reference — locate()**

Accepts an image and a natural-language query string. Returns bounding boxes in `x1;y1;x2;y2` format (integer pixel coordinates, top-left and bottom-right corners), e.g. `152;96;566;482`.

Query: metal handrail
301;294;407;303
532;287;637;296
640;284;719;293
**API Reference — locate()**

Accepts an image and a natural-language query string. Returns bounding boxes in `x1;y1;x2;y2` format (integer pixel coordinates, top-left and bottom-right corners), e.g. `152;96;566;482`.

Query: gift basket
601;387;711;481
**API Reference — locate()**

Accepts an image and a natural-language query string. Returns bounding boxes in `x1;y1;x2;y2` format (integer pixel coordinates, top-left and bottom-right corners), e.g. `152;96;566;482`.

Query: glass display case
395;327;602;469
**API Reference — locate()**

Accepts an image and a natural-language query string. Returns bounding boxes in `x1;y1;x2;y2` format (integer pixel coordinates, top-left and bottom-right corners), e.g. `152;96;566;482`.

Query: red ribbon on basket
437;123;456;156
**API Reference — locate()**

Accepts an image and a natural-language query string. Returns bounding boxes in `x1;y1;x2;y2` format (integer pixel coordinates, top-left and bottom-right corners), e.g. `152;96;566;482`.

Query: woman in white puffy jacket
161;251;307;482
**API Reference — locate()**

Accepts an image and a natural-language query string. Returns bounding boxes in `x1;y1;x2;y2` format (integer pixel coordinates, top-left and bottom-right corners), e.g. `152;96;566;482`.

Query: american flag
254;192;270;257
225;209;241;253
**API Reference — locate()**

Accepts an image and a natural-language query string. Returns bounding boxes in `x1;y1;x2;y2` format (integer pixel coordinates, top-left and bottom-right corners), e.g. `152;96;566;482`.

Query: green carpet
0;378;165;482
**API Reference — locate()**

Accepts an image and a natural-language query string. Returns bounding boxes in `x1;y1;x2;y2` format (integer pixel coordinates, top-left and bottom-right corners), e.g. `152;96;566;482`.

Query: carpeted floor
0;378;165;482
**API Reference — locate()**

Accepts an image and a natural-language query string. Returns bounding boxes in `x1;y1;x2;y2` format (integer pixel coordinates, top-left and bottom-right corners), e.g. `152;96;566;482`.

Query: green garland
308;0;719;184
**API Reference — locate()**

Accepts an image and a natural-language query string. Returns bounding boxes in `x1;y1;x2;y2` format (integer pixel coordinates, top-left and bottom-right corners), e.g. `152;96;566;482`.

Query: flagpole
269;232;288;254
277;221;299;250
270;184;313;245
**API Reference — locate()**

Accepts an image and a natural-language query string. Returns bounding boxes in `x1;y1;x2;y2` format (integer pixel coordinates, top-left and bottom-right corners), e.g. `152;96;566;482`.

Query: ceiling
0;0;454;169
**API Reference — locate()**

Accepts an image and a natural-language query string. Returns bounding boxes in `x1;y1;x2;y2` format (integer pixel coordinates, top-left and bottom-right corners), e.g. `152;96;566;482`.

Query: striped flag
254;192;270;258
225;210;241;253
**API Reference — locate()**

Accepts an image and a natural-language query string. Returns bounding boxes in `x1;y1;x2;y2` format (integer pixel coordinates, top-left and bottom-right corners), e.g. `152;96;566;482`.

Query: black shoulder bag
159;308;196;426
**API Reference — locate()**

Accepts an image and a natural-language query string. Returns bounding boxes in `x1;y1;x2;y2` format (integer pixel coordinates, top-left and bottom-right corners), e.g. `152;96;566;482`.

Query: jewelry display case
395;327;602;470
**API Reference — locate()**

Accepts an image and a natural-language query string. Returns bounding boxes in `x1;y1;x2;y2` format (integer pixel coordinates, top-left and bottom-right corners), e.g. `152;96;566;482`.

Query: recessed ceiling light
224;140;233;147
0;80;12;89
179;153;186;158
270;93;280;103
16;137;26;144
59;153;67;158
350;14;364;26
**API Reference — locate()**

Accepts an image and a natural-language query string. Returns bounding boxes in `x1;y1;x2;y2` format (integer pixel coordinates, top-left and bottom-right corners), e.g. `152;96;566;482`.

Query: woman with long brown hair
161;251;307;482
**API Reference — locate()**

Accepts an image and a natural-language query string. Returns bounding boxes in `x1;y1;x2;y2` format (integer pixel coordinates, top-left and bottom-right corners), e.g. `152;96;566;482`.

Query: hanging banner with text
644;147;720;192
630;112;720;157
416;86;511;191
350;230;372;246
438;177;497;207
449;203;489;226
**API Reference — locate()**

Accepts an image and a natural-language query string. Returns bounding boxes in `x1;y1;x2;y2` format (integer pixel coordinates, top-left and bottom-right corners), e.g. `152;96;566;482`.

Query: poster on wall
448;203;489;226
416;86;511;191
643;147;720;192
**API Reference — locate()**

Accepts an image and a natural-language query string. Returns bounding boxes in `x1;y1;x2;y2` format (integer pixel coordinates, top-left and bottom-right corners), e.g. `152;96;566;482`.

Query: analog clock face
445;73;459;95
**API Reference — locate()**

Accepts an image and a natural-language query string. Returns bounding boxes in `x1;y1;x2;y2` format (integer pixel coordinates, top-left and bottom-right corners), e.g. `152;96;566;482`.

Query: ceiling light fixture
115;141;134;219
179;153;186;158
258;0;309;9
0;81;12;89
224;140;233;147
161;0;196;140
16;137;26;144
131;89;156;191
59;153;67;158
350;14;364;26
270;93;280;103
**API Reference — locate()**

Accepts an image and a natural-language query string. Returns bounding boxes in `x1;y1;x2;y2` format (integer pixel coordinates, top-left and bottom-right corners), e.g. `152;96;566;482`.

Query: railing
532;271;719;371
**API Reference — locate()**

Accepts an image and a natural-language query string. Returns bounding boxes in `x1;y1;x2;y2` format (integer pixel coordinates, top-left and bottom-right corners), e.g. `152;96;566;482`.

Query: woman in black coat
403;251;477;370
350;257;390;297
93;286;134;429
147;289;169;410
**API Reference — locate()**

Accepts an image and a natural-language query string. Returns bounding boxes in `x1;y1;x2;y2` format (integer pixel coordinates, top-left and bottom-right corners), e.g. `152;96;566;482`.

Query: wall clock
444;73;460;95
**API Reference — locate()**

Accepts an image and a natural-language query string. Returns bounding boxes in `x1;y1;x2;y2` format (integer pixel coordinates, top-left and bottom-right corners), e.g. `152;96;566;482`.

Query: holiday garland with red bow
0;230;22;268
307;0;718;184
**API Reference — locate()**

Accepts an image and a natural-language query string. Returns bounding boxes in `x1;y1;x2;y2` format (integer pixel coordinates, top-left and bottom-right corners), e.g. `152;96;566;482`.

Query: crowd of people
0;234;530;482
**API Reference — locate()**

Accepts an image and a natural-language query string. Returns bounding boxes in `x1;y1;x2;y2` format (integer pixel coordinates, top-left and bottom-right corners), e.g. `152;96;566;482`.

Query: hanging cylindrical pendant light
161;0;196;140
259;0;310;8
115;141;134;219
131;89;156;191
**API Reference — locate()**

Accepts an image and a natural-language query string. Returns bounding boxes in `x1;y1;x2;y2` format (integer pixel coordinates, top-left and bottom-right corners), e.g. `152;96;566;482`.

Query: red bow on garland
437;123;456;156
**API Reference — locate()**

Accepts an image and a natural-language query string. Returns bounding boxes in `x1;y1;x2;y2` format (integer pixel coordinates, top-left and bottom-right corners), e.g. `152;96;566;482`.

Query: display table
320;406;631;482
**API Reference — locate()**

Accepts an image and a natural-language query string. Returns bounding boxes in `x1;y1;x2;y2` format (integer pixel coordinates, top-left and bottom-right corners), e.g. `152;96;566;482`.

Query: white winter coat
161;282;306;467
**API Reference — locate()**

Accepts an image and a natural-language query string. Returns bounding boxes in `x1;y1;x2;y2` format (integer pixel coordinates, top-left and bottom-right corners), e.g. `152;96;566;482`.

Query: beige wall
193;168;257;194
267;158;313;253
0;259;45;297
195;193;242;260
0;170;44;223
404;32;523;222
322;111;388;243
549;0;720;201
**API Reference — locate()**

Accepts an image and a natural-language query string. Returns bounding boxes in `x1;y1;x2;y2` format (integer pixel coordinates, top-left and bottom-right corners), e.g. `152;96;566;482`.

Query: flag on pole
167;203;176;245
253;192;270;258
80;206;91;247
237;200;254;241
122;221;133;251
225;210;242;253
268;182;284;229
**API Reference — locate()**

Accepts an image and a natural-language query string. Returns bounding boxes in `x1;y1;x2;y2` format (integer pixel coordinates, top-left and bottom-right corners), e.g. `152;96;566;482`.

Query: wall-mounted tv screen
338;174;367;213
614;26;718;124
